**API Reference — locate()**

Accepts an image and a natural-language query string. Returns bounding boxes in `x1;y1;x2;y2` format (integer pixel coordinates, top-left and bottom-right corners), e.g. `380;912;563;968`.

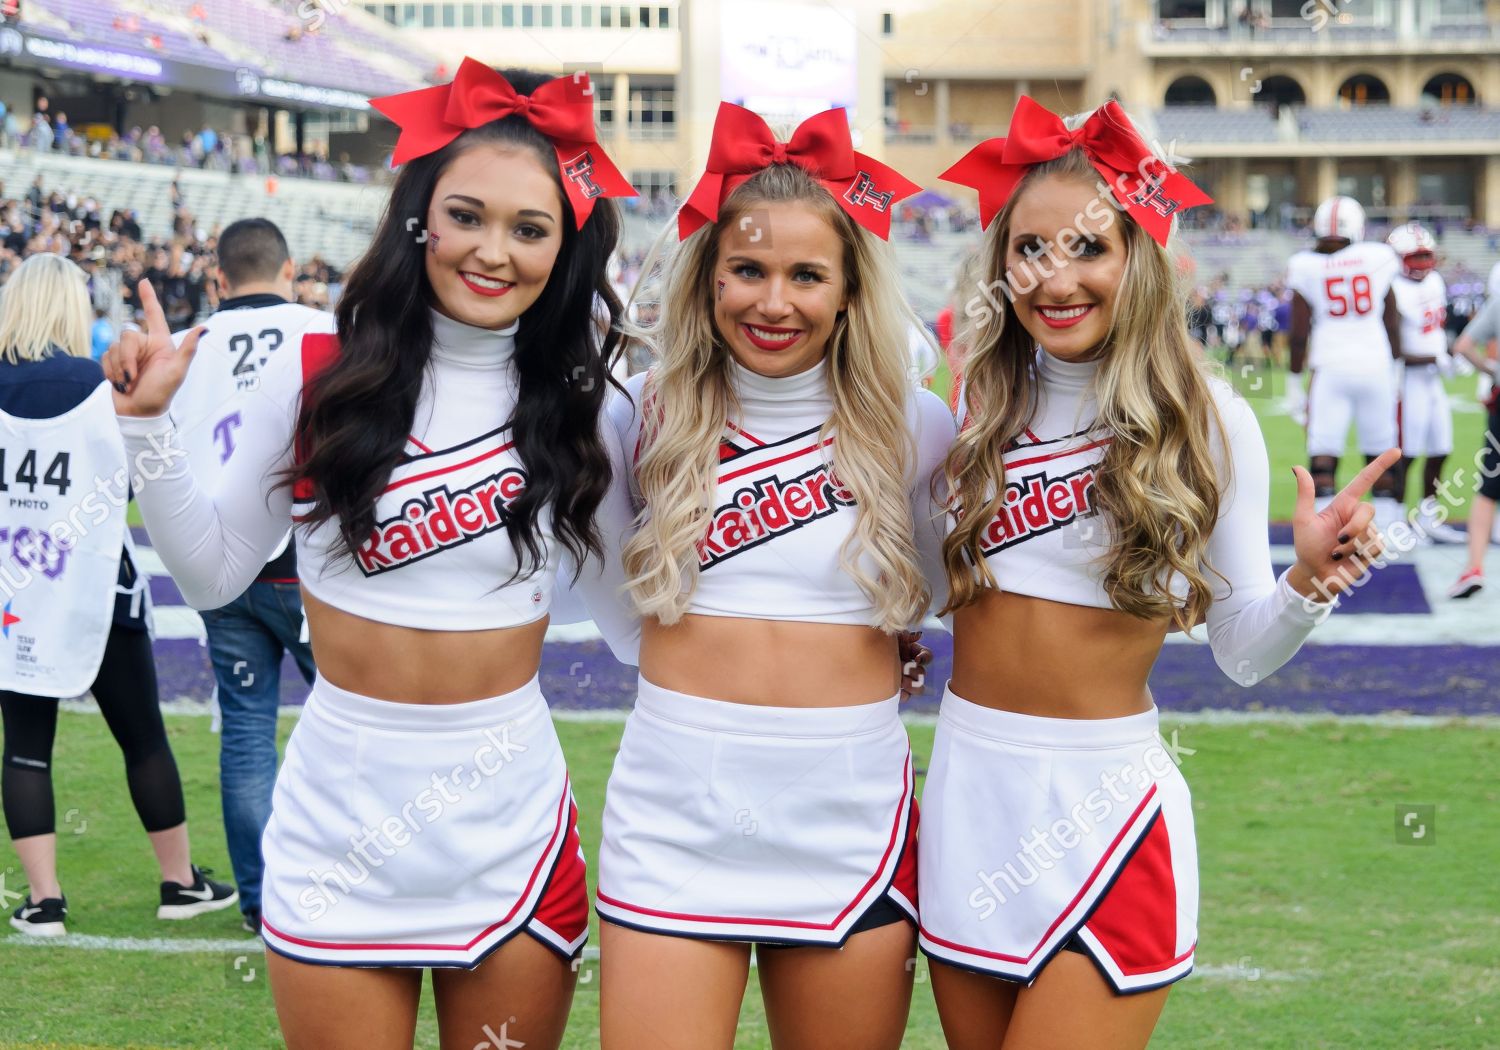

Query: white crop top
969;349;1334;684
118;309;636;651
605;358;955;628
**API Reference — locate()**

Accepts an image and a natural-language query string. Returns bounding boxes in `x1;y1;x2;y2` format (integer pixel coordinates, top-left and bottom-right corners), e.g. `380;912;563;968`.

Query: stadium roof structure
2;0;437;111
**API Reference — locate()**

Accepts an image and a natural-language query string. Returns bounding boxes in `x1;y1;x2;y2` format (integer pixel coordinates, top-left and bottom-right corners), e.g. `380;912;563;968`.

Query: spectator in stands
30;113;52;153
91;306;114;361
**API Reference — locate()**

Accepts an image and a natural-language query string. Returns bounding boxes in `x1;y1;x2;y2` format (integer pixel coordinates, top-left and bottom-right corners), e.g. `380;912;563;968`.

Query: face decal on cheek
427;232;440;255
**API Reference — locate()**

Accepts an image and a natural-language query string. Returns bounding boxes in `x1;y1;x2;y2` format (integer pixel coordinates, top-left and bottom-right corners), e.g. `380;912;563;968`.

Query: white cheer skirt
259;674;588;968
596;678;918;946
918;687;1198;994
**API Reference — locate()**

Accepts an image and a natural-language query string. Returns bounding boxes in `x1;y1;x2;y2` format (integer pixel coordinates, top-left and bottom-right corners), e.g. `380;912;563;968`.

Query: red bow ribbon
678;103;921;241
370;59;636;229
940;96;1212;246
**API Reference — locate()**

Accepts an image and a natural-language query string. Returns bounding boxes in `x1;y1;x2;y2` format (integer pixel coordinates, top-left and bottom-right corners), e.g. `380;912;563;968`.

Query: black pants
1;626;185;840
1480;400;1500;503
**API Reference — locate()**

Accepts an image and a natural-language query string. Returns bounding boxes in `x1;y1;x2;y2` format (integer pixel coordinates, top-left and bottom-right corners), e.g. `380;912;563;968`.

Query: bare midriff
640;615;900;707
300;588;549;704
950;589;1169;719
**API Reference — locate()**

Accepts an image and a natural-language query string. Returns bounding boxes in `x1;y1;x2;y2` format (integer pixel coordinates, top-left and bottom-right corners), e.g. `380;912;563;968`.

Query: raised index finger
137;279;170;347
1338;448;1401;504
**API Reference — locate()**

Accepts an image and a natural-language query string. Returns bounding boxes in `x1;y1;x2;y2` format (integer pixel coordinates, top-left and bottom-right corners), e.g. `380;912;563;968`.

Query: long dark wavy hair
282;68;624;581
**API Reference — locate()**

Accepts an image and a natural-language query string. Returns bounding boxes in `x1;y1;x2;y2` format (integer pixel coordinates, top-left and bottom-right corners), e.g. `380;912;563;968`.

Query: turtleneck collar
1036;347;1100;392
429;308;518;370
727;354;832;407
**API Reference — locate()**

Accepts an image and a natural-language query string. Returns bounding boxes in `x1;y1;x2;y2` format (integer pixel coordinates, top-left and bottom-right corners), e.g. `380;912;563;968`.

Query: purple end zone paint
1271;563;1432;615
133;527;1497;718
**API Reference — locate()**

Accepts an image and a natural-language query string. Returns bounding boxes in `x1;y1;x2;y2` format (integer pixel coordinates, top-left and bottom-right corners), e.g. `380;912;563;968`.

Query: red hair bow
370;58;635;229
940;96;1212;246
678;102;921;241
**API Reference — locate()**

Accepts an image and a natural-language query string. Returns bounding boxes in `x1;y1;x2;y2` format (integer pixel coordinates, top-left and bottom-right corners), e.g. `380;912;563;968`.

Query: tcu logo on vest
844;171;894;213
562;150;605;199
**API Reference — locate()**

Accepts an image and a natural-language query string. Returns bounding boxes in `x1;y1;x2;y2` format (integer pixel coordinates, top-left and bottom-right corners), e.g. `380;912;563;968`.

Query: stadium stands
1153;106;1283;144
0;148;385;266
1156;105;1500;146
1292;106;1500;143
33;0;229;68
23;0;433;97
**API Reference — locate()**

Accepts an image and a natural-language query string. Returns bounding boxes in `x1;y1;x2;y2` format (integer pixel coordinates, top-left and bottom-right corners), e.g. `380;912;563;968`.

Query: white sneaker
1421;521;1468;545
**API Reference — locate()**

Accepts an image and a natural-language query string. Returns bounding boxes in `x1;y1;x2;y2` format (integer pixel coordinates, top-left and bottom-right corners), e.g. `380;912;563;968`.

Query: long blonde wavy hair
621;163;929;632
0;253;92;364
942;143;1228;632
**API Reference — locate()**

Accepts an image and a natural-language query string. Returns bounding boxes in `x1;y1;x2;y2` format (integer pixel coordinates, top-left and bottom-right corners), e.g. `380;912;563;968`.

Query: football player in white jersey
166;218;335;934
1388;222;1464;543
1286;195;1405;528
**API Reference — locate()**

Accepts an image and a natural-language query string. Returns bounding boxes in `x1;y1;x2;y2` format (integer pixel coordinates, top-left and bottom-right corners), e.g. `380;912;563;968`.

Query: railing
1145;17;1497;46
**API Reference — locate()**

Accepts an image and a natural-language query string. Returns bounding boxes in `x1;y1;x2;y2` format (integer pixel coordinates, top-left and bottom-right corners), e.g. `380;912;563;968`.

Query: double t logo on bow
371;59;635;229
941;97;1212;245
679;103;921;242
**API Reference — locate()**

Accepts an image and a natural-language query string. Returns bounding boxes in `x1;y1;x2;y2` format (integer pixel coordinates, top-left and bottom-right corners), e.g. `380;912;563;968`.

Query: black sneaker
11;895;67;937
241;908;261;935
157;865;238;920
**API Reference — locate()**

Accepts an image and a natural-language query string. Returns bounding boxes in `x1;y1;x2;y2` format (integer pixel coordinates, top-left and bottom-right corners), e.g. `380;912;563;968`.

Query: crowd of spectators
1;95;379;184
0;173;343;355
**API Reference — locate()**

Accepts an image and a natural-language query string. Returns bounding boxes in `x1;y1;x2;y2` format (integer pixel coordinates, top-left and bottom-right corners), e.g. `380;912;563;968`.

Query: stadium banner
0;26;369;112
0;383;126;699
720;2;858;127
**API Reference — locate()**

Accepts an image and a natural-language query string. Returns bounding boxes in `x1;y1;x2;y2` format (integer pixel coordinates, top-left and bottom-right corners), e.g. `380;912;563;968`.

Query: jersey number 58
1324;274;1374;317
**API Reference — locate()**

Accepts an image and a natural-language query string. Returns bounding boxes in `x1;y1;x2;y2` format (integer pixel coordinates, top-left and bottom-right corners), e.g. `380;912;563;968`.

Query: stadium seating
24;0;431;97
1156;105;1500;145
0;148;386;266
1292;106;1500;143
33;0;230;68
1153;106;1282;144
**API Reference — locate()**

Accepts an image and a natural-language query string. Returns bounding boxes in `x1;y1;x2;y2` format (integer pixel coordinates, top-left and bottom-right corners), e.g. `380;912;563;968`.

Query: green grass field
2;712;1496;1049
